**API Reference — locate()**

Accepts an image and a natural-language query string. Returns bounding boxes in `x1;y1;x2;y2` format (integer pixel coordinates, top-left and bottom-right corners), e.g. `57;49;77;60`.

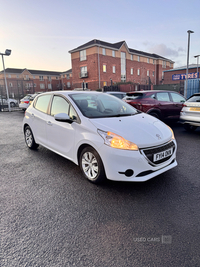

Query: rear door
170;92;185;118
155;92;173;119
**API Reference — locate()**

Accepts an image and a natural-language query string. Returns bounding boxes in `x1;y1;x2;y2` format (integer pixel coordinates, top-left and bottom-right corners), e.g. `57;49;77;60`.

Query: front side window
35;95;51;113
51;96;69;116
80;50;86;61
170;93;185;103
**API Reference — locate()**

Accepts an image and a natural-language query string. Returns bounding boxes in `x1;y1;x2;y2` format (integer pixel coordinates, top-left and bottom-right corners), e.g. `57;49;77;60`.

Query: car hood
90;113;172;148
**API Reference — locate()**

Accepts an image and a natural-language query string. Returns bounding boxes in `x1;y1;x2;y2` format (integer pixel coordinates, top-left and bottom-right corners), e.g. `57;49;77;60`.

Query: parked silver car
180;93;200;131
0;97;18;107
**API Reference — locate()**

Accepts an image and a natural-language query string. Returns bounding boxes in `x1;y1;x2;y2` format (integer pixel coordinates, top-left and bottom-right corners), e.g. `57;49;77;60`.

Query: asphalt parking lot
1;110;200;267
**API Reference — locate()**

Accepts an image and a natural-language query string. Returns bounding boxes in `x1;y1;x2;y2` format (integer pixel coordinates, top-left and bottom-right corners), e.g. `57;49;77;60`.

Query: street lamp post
185;30;194;98
194;55;200;78
0;49;12;111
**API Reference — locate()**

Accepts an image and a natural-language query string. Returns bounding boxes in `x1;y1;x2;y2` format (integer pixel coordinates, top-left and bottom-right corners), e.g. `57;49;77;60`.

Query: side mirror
54;113;73;124
5;49;11;56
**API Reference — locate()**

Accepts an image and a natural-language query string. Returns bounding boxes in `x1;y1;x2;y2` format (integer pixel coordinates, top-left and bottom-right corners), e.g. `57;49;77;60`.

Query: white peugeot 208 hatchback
22;91;177;184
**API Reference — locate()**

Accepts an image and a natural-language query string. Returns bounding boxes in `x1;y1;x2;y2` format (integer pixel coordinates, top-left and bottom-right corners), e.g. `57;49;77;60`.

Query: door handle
47;121;53;126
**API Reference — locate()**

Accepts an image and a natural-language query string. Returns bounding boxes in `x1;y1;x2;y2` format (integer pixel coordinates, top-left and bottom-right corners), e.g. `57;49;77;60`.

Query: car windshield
187;95;200;102
70;92;139;118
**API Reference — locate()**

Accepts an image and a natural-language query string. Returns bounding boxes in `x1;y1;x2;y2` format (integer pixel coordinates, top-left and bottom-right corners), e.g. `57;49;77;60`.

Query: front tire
79;146;106;184
24;126;39;149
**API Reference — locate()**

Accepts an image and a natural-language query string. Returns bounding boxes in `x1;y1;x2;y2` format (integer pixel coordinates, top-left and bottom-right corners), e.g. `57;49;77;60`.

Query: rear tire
24;126;39;149
183;124;197;132
79;146;106;184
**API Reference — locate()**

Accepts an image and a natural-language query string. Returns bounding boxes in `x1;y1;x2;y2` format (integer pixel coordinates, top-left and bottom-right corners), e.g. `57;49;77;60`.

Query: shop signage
172;72;199;81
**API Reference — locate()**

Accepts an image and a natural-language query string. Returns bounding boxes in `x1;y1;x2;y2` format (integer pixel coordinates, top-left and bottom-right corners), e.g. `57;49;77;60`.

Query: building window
103;64;106;72
9;82;13;87
153;59;155;65
80;50;86;61
162;71;164;79
135;85;138;91
33;75;35;79
47;76;51;81
103;81;107;86
40;83;45;89
131;55;133;61
138;56;140;62
80;66;87;77
26;75;29;80
113;66;116;73
131;68;133;75
147;70;149;76
48;84;52;89
8;74;11;78
34;83;36;87
39;76;44;81
112;51;115;57
152;71;155;77
66;74;70;79
162;61;166;68
16;75;19;78
67;82;70;88
102;48;106;55
121;52;126;82
147;58;149;63
137;69;140;75
56;77;59;80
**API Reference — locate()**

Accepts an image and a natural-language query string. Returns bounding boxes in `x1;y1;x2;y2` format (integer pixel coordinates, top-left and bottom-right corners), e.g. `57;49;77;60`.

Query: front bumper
99;140;177;182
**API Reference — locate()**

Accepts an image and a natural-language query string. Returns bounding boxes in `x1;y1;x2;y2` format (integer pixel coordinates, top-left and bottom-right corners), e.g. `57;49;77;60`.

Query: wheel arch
146;108;162;119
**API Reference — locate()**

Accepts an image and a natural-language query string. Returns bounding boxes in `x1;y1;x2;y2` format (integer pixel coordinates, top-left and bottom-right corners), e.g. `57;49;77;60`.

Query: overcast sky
1;0;199;72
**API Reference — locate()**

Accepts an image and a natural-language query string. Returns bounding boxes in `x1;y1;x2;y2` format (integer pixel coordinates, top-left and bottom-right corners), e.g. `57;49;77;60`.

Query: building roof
0;68;70;76
163;64;198;72
69;39;174;62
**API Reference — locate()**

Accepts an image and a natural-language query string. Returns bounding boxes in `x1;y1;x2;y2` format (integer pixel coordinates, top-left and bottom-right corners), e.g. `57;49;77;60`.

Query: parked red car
123;90;186;120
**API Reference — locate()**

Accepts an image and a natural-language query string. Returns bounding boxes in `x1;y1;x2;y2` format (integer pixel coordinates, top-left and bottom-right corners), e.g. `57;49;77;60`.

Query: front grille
140;141;175;166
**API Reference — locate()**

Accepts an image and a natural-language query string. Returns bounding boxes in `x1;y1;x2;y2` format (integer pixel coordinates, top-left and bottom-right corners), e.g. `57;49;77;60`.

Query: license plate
153;148;173;162
190;107;200;111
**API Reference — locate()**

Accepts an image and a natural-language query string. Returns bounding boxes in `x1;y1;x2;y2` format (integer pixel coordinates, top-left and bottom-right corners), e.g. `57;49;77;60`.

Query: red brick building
69;39;174;90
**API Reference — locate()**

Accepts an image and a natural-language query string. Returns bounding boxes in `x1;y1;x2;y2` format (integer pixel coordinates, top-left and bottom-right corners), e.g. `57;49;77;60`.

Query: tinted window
126;93;143;99
170;92;185;103
35;95;51;113
156;92;170;102
51;96;69;116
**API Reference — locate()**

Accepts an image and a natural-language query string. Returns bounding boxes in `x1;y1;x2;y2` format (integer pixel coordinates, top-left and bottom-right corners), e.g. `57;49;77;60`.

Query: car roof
105;91;126;94
127;90;180;94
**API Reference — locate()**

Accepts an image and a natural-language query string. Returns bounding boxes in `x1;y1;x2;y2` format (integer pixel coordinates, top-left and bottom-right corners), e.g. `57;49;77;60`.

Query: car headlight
167;126;175;140
98;129;138;150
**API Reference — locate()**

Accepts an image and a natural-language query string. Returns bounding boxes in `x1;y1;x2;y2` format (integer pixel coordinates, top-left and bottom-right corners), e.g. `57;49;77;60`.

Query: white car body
22;91;177;183
180;93;200;130
19;94;34;110
0;97;18;107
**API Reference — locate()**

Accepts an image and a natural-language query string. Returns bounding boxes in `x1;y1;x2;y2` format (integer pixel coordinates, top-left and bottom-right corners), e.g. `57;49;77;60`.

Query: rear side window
156;92;170;102
35;95;51;113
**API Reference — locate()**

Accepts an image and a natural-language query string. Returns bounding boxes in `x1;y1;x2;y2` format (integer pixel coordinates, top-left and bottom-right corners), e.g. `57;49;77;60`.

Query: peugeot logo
156;134;162;140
